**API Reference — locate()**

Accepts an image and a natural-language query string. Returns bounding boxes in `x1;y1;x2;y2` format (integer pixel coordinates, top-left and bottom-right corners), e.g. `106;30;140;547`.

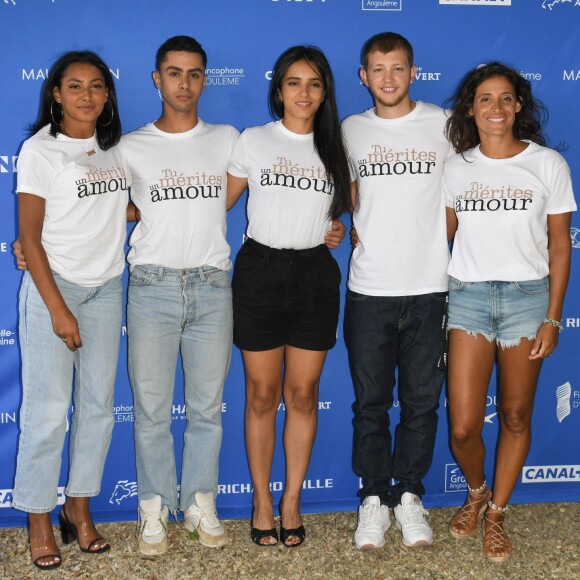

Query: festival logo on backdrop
542;0;576;10
109;480;138;505
205;66;246;87
571;227;580;247
362;0;403;10
445;464;468;493
556;382;572;423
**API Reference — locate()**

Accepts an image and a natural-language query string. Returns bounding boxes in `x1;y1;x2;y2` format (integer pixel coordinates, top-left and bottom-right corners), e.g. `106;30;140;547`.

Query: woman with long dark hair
444;62;575;562
227;46;352;547
12;51;129;570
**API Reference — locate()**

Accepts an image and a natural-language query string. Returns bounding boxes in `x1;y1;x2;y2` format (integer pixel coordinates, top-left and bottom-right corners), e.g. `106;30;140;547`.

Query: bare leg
280;346;327;545
448;330;496;488
61;496;109;551
28;512;61;569
447;331;495;538
483;339;542;561
243;347;284;545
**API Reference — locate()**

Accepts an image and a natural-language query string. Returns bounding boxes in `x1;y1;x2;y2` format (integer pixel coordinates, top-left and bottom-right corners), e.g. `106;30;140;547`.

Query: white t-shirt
444;141;577;282
342;102;452;296
120;120;238;270
16;126;129;286
228;121;334;250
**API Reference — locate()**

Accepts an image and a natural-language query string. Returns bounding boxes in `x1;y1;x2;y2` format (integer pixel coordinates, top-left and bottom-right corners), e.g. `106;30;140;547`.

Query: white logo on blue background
542;0;573;10
571;228;580;248
362;0;403;11
445;463;468;492
522;465;580;483
556;382;572;423
109;480;138;505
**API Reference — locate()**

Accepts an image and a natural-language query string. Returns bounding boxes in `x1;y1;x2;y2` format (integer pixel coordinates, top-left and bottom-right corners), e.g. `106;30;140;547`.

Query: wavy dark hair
31;51;121;150
445;62;548;154
269;46;351;219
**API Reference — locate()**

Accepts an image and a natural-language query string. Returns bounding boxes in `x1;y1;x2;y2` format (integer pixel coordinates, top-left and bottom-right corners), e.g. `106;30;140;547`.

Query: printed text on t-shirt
149;169;223;202
260;156;333;195
357;146;437;178
76;164;128;198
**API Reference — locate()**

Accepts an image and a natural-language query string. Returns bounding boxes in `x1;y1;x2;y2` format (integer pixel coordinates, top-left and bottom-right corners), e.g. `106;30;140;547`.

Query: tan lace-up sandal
483;501;512;563
448;481;492;539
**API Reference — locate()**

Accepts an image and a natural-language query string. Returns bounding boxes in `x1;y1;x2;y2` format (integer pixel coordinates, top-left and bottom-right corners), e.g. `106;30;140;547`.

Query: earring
97;101;114;127
157;88;164;102
50;100;63;126
277;94;282;102
321;97;325;103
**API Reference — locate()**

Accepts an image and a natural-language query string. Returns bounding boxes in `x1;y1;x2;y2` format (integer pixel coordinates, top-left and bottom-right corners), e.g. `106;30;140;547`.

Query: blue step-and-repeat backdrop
0;0;578;527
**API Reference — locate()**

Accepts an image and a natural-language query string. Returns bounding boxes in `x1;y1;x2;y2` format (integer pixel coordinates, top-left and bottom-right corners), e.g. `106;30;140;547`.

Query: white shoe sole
395;521;433;548
184;520;229;548
355;539;386;550
138;536;168;556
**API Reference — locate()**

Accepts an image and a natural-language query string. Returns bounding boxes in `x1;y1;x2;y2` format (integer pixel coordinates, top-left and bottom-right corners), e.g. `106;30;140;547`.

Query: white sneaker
184;492;229;548
138;495;169;556
394;492;433;547
354;495;391;550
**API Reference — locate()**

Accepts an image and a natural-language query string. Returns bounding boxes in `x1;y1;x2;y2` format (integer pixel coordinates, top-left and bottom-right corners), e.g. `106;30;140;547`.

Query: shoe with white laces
138;495;169;556
184;492;229;548
354;495;391;550
394;492;433;547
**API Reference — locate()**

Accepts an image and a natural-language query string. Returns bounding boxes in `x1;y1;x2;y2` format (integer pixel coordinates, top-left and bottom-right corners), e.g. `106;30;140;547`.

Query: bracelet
543;318;563;332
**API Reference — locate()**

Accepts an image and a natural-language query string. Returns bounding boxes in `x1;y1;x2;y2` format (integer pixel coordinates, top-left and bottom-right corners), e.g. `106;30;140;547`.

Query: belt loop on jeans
157;266;164;281
198;266;207;283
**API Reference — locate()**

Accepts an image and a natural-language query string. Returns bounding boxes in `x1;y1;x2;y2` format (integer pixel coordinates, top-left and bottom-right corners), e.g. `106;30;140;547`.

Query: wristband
543;318;563;332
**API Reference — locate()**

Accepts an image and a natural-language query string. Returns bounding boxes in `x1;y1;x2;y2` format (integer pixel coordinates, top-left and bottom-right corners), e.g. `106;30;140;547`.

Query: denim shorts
447;276;549;348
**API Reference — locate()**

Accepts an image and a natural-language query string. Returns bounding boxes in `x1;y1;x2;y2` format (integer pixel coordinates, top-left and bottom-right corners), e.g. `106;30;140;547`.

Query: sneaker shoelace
141;512;164;537
359;503;381;528
199;505;220;529
399;503;429;525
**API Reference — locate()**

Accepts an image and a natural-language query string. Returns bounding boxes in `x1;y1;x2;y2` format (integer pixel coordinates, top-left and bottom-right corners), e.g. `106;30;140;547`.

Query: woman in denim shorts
227;46;352;547
443;63;576;562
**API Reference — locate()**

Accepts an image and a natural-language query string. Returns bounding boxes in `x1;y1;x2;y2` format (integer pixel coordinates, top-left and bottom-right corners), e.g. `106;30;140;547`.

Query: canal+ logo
522;465;580;483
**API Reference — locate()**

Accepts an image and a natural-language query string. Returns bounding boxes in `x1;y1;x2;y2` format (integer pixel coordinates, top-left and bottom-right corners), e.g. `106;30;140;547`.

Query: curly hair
445;62;548;154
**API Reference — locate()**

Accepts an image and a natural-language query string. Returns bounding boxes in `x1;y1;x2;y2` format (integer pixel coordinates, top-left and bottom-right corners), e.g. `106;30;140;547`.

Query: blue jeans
344;290;447;507
128;265;233;513
13;272;122;513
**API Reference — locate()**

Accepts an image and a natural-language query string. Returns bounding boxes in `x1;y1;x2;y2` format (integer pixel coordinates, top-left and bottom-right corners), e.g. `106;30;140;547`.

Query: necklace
60;125;97;156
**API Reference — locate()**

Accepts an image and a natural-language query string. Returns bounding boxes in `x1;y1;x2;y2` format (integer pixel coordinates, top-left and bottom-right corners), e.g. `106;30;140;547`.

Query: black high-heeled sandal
250;508;278;547
278;497;306;547
59;506;110;554
26;517;62;571
280;523;306;548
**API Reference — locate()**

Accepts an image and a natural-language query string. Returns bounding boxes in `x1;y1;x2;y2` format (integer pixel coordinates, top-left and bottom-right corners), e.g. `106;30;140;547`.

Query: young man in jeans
121;36;239;555
343;32;450;550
